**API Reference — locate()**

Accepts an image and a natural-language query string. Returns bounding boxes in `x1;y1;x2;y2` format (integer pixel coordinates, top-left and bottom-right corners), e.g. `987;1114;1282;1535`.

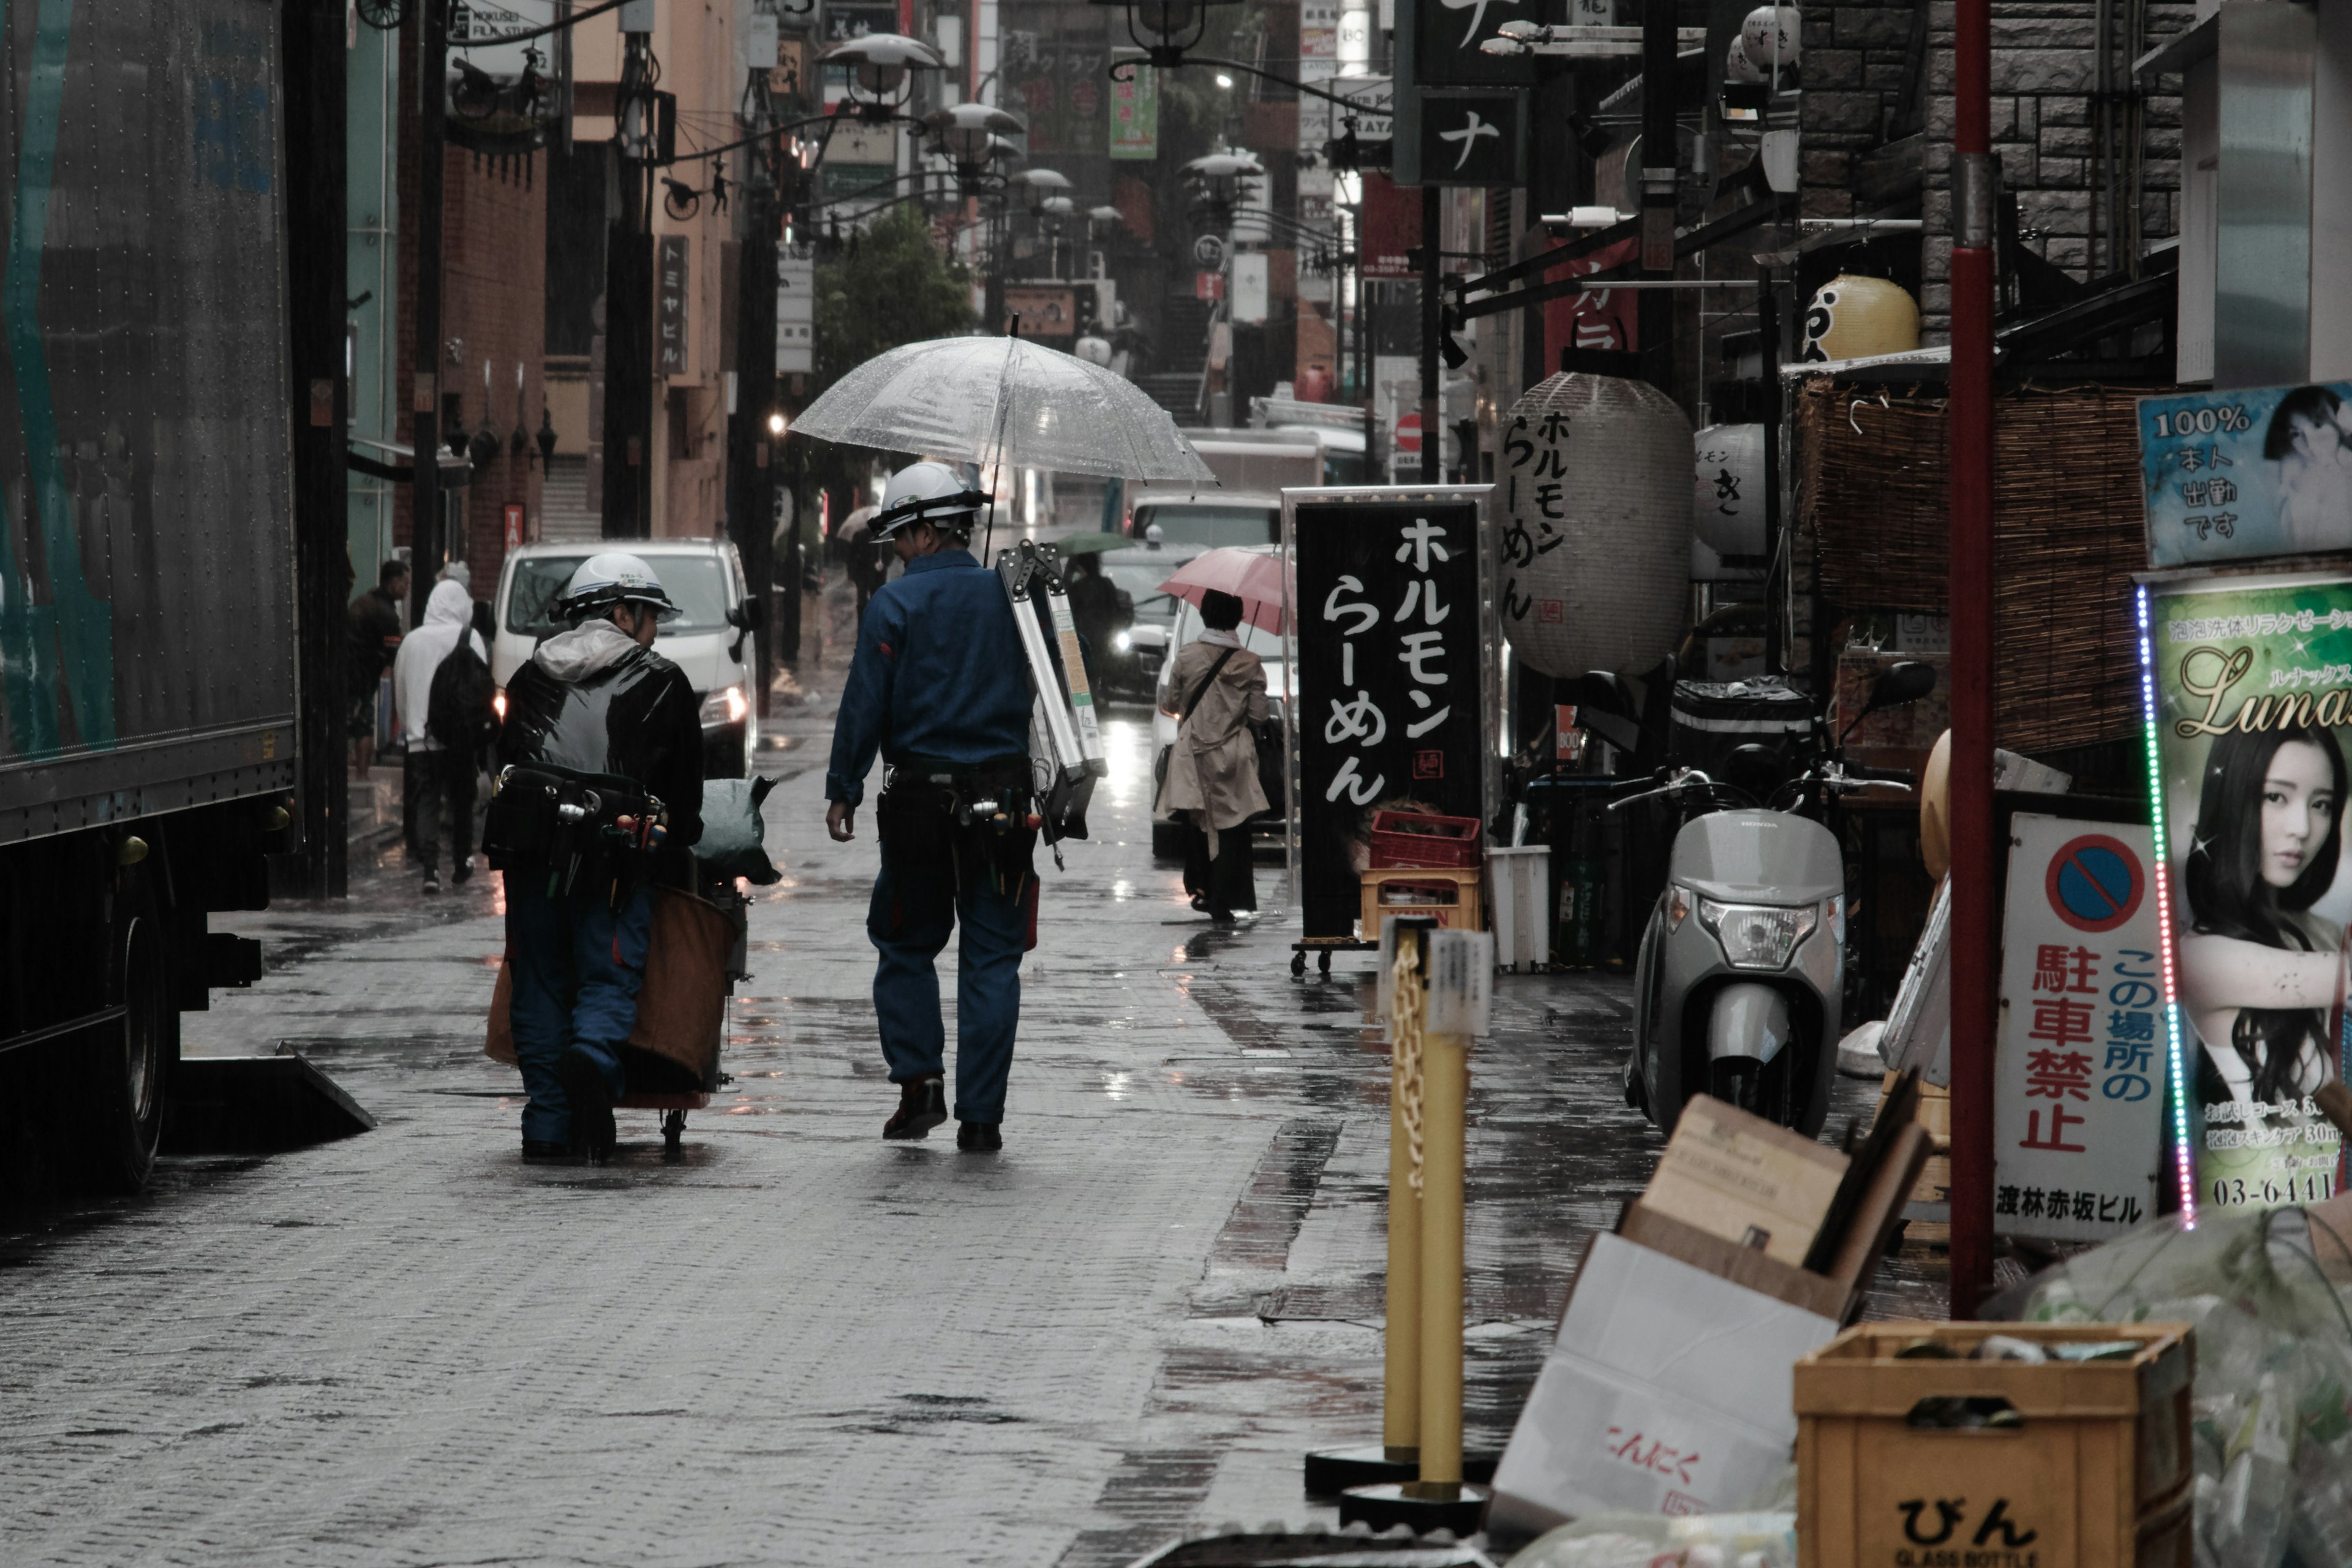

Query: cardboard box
1795;1321;2195;1568
1489;1232;1845;1535
1618;1201;1856;1321
1642;1095;1849;1265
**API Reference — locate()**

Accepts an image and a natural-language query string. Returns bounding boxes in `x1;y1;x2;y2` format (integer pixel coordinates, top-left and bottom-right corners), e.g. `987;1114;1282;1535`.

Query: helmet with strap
558;551;680;623
871;461;989;542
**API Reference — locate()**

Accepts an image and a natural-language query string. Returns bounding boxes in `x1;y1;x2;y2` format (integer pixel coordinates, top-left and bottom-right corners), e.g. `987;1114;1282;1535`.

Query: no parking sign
1992;815;2166;1242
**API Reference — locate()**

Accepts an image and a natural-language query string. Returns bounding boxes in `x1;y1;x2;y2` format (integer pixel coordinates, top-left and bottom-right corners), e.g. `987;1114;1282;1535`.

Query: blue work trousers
868;837;1032;1124
505;871;654;1143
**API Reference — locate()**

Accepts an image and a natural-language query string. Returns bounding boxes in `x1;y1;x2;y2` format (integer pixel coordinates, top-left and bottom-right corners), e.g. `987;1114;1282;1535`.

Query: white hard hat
559;551;679;621
871;461;989;541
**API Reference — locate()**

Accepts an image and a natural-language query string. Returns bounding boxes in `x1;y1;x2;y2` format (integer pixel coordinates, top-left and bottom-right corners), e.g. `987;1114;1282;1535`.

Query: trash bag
2010;1205;2352;1568
695;776;782;885
1507;1511;1796;1568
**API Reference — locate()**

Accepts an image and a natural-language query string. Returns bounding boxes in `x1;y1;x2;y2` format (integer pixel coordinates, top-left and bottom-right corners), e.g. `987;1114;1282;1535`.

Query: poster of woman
2146;570;2351;1212
2140;382;2352;568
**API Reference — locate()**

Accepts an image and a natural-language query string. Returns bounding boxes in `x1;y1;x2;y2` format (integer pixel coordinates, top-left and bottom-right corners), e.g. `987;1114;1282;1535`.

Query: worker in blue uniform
824;462;1038;1153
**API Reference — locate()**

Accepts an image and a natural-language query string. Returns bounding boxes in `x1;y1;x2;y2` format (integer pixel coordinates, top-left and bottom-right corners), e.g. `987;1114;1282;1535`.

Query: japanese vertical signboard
2138;382;2352;568
1108;64;1158;159
2141;571;2351;1218
1415;91;1523;187
1994;815;2166;1239
1289;491;1493;939
1409;0;1534;85
1358;173;1422;279
656;235;688;377
776;254;813;376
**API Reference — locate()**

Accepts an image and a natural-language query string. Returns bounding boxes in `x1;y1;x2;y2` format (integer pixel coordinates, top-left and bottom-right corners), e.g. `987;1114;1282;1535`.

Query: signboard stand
2136;569;2352;1224
1283;486;1498;976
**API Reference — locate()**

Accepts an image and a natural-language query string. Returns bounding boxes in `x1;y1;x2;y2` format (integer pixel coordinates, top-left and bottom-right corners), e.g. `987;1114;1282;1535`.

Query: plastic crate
1368;810;1483;869
1359;867;1483;935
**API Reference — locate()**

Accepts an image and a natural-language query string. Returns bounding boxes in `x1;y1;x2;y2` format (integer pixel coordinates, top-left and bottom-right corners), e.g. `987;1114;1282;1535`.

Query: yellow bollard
1382;927;1425;1464
1412;1018;1468;1498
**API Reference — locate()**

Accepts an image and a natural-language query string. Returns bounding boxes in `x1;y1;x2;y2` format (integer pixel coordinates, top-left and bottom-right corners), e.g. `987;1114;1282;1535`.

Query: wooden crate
1877;1071;1953;1244
1796;1322;2195;1568
1359;866;1483;935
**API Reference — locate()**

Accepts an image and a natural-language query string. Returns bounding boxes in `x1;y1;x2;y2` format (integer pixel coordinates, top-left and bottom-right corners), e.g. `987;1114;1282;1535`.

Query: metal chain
1392;937;1427;1196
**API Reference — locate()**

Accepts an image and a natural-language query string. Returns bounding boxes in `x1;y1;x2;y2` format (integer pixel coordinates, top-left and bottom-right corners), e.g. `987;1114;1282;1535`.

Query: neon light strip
2137;584;2199;1225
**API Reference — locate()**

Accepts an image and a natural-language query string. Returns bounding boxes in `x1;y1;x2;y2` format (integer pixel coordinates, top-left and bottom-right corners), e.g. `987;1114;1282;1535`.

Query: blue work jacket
824;549;1033;806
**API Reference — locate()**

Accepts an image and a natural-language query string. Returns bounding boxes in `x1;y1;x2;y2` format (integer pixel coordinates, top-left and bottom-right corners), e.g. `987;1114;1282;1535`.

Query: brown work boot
884;1076;948;1139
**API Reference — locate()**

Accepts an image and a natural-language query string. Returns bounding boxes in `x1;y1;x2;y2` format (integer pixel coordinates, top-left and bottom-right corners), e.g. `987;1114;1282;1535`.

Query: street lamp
1183;149;1262;228
1016;167;1074;218
925;101;1026;189
1088;0;1246;70
821;33;945;119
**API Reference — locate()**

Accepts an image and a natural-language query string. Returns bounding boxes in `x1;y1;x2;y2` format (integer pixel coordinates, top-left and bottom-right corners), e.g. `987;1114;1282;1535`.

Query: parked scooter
1575;662;1936;1136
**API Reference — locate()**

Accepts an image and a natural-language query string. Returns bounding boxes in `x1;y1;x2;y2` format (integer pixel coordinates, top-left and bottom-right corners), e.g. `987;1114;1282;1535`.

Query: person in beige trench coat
1156;589;1269;921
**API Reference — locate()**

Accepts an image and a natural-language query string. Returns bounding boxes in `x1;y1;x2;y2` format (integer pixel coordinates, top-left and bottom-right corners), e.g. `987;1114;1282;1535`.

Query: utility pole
1947;0;1999;1319
286;0;350;897
1419;185;1438;483
727;37;781;714
412;0;449;624
603;3;657;537
1636;0;1676;396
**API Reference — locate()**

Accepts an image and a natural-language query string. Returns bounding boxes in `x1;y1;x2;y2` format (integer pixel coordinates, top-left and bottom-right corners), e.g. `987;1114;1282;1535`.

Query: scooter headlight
1697;897;1818;971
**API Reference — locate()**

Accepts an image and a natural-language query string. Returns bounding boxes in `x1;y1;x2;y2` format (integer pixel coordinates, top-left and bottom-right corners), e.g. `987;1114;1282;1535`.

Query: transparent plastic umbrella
790;334;1216;483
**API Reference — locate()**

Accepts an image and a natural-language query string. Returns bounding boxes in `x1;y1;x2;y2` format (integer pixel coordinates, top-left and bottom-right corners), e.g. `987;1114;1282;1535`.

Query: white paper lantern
1725;34;1765;85
1496;373;1692;678
1740;5;1801;73
1692;423;1769;584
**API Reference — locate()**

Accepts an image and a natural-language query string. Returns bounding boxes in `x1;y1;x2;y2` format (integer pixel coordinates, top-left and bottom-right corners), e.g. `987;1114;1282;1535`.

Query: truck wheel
82;910;176;1194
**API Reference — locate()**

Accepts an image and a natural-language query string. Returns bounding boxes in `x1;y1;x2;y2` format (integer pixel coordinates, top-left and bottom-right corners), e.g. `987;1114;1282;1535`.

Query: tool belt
876;755;1036;886
483;761;665;901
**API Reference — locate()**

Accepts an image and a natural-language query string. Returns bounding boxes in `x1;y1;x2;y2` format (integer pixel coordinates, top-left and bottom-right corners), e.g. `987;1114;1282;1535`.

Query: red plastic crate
1368;810;1482;869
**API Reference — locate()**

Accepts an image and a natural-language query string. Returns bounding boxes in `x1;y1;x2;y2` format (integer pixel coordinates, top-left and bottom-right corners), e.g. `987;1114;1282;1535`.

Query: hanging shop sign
825;1;898;42
2140;381;2352;568
1992;815;2167;1241
657;235;688;376
1359;172;1422;279
1691;422;1768;584
1495;373;1689;679
1288;489;1495;940
776;255;815;376
447;1;561;151
1109;62;1159;159
1415;91;1523;189
2139;570;2352;1221
1408;0;1535;87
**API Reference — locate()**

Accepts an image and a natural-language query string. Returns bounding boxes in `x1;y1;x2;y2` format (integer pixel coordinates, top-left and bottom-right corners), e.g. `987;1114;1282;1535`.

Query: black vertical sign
657;234;688;376
1411;0;1537;88
1295;497;1487;939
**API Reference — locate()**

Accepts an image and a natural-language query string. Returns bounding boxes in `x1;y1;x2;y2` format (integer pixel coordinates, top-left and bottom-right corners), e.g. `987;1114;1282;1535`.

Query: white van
491;540;760;778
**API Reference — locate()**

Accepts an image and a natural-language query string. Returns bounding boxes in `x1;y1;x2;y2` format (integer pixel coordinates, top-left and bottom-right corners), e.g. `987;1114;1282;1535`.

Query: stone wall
1918;0;2193;340
1800;0;2193;342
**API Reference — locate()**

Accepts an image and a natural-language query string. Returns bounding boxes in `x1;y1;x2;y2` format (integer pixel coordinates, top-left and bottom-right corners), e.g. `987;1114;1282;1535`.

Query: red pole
1947;0;1997;1319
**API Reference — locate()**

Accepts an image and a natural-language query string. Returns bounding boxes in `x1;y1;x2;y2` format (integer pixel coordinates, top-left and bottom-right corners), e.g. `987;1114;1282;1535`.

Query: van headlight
1697;897;1818;970
699;685;748;726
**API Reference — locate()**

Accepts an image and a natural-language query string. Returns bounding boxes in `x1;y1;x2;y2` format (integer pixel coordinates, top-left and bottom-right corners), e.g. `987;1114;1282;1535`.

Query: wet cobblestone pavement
1;645;1945;1565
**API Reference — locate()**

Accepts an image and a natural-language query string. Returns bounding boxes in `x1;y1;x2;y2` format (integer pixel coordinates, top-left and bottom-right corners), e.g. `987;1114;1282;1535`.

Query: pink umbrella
1159;548;1293;636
